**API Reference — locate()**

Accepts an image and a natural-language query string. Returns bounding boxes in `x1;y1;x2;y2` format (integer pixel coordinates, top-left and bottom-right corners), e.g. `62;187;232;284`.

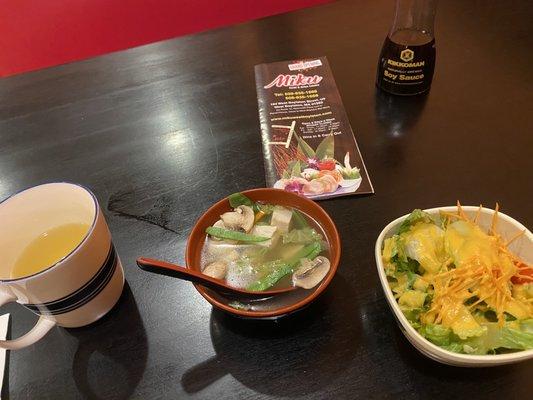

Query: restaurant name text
264;73;323;89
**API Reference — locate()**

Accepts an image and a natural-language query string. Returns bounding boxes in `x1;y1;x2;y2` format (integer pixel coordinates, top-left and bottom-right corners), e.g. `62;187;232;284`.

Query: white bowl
375;206;533;367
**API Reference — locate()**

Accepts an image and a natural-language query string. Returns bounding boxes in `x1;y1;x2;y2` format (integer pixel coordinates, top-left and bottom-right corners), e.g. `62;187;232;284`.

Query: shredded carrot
422;203;531;326
440;211;465;220
505;229;526;247
385;202;532;331
456;200;468;220
254;210;266;223
490;202;500;235
473;204;483;223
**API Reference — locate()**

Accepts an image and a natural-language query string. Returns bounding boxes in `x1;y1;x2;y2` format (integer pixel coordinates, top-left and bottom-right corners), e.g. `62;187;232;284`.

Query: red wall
0;0;333;77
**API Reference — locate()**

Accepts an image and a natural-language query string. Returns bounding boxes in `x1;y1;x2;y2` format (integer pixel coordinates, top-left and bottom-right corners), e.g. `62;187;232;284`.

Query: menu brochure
255;57;373;200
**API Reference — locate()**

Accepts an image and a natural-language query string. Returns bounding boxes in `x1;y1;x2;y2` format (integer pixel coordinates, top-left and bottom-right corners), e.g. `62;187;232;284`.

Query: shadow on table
181;274;364;397
392;325;533;394
364;295;533;397
67;283;148;400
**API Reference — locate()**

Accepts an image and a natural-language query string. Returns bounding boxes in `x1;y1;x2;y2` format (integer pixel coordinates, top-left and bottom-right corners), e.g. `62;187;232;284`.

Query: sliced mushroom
203;261;227;280
220;210;242;229
237;206;254;232
220;205;254;233
292;256;330;289
213;219;225;229
210;219;226;241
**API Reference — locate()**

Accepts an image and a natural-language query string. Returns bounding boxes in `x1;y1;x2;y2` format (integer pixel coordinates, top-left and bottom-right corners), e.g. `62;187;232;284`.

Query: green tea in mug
11;223;90;279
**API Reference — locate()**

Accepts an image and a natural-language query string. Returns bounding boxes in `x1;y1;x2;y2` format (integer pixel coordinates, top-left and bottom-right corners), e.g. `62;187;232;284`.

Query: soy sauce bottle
376;0;438;95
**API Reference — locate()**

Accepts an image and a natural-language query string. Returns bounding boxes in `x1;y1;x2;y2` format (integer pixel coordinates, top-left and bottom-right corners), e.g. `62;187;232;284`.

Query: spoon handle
136;257;296;299
136;257;235;293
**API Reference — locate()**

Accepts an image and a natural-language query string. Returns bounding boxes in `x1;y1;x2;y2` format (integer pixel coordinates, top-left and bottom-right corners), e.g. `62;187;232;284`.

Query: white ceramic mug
0;183;125;349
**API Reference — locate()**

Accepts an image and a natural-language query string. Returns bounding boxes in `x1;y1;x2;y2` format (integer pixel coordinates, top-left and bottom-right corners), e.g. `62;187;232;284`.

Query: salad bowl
375;206;533;367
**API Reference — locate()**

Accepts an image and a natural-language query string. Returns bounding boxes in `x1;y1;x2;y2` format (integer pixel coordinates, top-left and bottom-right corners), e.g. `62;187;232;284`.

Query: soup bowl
185;188;341;319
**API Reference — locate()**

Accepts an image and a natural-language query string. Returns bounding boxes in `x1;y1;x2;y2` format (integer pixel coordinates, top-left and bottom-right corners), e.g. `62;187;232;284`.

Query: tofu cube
270;207;292;233
251;225;279;247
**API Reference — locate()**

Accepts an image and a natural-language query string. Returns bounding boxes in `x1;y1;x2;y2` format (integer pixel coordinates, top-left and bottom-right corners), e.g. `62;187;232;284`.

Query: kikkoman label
376;36;436;95
254;57;373;200
400;49;414;62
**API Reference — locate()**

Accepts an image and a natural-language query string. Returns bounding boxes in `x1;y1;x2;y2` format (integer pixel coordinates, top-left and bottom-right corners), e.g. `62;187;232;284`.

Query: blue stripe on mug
25;244;118;316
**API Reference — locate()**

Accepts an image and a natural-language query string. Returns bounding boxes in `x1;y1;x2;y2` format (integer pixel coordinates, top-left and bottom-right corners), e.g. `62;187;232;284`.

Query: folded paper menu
255;57;373;200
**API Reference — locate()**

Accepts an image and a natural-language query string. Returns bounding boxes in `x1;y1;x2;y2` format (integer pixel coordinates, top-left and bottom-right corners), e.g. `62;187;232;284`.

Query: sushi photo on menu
255;57;373;200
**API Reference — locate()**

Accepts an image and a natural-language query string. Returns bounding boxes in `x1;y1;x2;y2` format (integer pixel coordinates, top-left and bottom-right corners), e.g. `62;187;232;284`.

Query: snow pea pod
205;226;269;242
247;242;322;291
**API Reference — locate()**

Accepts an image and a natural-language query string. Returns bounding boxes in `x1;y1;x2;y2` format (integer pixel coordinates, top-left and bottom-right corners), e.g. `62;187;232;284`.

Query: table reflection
373;89;429;169
374;88;428;139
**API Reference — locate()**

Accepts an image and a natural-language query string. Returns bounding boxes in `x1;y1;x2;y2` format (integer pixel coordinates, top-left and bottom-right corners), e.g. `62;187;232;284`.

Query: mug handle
0;291;56;350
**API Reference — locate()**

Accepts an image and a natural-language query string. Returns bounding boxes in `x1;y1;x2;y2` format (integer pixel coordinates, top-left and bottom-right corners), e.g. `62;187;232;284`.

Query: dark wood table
1;0;532;398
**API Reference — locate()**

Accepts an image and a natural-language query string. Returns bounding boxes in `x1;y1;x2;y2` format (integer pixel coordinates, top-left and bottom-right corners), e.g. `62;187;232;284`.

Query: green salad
382;207;533;355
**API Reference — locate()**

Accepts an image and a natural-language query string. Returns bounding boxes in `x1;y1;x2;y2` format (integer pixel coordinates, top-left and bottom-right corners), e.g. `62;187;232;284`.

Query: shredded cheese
422;203;532;328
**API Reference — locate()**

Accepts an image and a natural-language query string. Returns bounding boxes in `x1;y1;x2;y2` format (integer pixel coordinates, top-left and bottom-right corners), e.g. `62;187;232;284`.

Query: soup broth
200;195;330;292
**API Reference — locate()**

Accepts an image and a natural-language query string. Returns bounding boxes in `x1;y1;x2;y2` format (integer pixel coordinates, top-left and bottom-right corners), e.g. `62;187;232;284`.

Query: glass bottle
376;0;438;96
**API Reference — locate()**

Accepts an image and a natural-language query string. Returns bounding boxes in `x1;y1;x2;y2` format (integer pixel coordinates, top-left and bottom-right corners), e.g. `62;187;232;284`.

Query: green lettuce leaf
228;192;254;208
419;322;533;354
397;209;435;235
400;306;425;326
253;202;275;215
383;235;420;276
440;342;466;353
292;210;309;229
419;324;453;346
498;326;533;350
395;257;421;275
521;319;533;333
